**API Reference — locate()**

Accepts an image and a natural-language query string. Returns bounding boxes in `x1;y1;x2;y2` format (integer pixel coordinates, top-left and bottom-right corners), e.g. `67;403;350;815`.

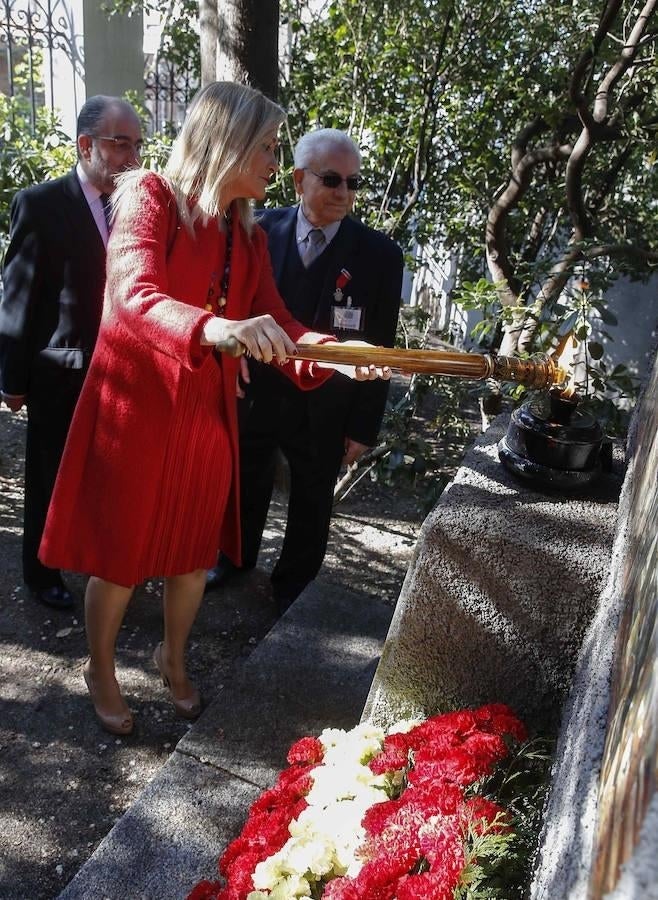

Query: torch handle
215;337;247;358
213;338;566;389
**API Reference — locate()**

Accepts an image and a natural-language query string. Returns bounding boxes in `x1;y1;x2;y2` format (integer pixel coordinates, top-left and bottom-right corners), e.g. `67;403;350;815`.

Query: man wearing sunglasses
206;128;403;611
0;95;141;610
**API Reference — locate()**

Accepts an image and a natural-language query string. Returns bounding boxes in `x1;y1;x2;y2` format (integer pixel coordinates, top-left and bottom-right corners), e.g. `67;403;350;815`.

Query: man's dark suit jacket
236;205;403;600
255;205;403;447
0;168;107;586
0;168;106;398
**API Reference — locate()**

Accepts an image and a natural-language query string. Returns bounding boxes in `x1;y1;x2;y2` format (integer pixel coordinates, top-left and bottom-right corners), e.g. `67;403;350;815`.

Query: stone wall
531;348;658;900
362;417;622;736
362;347;658;898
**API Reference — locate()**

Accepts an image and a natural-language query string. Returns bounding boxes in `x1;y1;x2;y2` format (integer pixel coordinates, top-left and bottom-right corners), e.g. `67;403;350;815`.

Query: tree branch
594;0;658;123
392;7;455;235
486;142;572;306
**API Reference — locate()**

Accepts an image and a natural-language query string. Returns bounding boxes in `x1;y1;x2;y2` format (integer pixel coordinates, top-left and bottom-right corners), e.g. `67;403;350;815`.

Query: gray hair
293;129;361;169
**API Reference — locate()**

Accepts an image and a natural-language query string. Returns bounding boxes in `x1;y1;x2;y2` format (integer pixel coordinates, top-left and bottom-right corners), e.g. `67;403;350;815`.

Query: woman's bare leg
160;568;206;699
84;576;134;720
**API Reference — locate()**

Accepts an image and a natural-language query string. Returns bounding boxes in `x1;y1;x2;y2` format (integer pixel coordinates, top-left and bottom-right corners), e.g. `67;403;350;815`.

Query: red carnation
242;806;292;843
404;781;464;816
322;877;362;899
223;850;260;899
396;871;459;900
411;731;466;764
286;735;325;766
418;816;464;875
473;703;528;742
186;880;224;900
461;796;510;834
219;836;247;877
369;731;413;774
408;710;478;744
352;857;408;898
362;798;403;835
461;731;509;767
249;764;314;814
196;708;528;900
408;747;492;788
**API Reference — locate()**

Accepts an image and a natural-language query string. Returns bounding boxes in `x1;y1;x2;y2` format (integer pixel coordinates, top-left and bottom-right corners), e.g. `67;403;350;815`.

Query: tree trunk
199;0;280;100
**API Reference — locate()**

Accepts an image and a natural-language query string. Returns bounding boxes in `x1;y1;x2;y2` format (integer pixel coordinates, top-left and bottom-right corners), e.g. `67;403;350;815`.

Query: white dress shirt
76;162;109;247
296;205;341;264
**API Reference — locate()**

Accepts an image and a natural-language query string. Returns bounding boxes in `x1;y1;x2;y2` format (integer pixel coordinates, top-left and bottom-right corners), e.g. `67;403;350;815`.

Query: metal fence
0;0;84;130
1;1;194;136
143;53;196;135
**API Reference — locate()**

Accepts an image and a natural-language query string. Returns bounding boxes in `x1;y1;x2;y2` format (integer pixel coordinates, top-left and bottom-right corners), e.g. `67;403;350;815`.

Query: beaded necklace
205;210;233;316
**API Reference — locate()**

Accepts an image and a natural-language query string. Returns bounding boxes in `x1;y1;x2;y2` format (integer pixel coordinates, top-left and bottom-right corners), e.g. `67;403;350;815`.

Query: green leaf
597;306;618;326
587;341;604;360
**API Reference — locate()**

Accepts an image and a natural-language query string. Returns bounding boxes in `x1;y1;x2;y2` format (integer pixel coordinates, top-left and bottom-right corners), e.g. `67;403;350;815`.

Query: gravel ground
0;385;477;900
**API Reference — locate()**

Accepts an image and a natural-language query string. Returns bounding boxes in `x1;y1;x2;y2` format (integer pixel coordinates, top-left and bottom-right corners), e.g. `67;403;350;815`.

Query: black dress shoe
204;557;238;593
28;584;75;610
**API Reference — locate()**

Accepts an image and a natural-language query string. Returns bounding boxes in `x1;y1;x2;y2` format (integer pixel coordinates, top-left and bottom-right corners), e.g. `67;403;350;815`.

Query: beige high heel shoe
82;660;133;736
153;642;202;720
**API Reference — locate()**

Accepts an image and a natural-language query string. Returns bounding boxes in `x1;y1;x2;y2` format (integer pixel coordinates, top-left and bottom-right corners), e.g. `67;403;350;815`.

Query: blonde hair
164;81;285;234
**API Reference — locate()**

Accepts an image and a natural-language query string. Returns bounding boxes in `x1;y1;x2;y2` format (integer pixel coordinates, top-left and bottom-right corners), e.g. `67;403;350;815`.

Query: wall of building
81;1;143;115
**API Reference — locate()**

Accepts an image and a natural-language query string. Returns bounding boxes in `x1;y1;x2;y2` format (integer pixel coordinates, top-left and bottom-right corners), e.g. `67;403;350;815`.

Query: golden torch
215;338;569;391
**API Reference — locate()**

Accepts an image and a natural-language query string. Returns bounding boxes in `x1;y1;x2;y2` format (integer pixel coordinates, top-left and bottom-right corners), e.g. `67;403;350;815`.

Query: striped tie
302;228;325;268
100;193;112;232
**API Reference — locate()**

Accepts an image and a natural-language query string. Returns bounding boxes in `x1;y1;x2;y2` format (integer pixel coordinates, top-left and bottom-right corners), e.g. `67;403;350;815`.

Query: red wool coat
39;171;330;586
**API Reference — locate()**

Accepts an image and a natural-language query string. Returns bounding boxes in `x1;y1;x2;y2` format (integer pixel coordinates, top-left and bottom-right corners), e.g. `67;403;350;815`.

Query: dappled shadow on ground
1;397;471;898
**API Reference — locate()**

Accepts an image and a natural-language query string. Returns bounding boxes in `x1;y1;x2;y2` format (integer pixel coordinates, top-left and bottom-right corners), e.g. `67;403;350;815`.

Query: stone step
58;580;394;900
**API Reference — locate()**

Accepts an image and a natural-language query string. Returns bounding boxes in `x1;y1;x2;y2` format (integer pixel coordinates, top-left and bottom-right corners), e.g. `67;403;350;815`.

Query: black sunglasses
307;170;363;191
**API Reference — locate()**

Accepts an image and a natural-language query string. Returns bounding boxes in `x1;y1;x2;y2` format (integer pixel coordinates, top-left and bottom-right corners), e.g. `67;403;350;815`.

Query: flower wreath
189;703;528;900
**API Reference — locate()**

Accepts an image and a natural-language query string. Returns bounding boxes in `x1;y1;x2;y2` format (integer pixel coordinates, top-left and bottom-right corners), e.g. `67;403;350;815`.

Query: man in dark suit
0;95;142;609
206;128;403;609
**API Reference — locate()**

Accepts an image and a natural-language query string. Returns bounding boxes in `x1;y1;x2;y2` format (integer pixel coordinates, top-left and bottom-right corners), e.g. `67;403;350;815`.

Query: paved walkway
58;580;395;899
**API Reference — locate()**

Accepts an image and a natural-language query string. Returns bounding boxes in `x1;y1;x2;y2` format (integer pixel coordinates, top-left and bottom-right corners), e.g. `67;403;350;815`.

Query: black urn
498;390;606;491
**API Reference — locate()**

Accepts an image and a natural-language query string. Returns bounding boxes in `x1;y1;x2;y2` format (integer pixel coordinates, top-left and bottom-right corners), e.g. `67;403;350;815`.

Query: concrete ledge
363;416;623;734
59;581;394;899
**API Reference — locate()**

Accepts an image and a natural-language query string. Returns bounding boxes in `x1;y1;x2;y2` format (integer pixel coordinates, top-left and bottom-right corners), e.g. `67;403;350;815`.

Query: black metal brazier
498;390;605;491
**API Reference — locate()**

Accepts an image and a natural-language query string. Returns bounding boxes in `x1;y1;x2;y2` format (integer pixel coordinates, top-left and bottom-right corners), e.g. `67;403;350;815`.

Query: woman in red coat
40;82;388;736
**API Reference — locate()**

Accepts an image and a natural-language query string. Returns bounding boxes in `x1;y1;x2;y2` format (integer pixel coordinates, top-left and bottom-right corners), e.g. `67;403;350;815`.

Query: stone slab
363;416;623;734
179;581;393;787
59;753;260;900
58;581;394;899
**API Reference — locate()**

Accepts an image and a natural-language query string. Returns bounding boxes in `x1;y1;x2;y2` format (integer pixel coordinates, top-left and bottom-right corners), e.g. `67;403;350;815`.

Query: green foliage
457;820;519;898
368;308;474;505
0;94;76;262
277;0;656;269
463;271;641;433
456;738;554;898
272;0;655;440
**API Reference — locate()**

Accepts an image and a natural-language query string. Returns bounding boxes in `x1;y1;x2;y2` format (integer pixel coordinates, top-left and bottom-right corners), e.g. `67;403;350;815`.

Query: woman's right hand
201;314;297;364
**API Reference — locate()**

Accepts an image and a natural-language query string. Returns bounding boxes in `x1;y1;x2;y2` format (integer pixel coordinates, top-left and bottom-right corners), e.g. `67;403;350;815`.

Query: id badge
331;305;364;331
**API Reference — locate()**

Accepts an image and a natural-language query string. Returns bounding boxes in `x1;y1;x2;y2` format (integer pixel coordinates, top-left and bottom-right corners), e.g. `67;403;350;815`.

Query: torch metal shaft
215;337;567;390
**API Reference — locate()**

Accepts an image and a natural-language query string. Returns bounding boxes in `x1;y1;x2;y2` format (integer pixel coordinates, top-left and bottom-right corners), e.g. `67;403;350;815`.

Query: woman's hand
201;314;297;364
315;340;392;381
